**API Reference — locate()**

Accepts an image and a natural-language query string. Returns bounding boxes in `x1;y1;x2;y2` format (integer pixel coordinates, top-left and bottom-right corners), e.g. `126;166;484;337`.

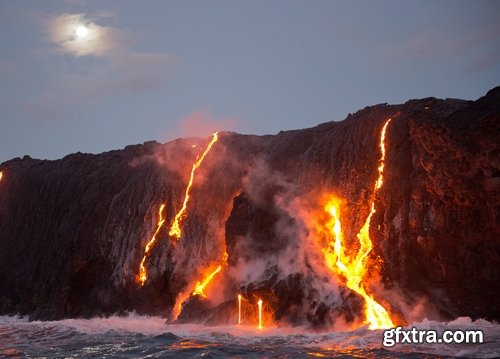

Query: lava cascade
137;204;166;285
173;248;228;319
257;299;263;329
138;132;219;286
323;119;394;329
172;263;223;318
192;265;222;298
238;294;242;324
169;132;219;239
1;89;497;325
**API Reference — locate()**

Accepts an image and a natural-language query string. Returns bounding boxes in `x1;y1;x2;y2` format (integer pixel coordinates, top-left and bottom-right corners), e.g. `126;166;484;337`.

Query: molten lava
257;299;263;329
192;265;222;298
323;119;394;330
137;204;166;286
169;132;219;239
172;262;224;318
238;294;242;325
173;245;228;318
0;171;3;182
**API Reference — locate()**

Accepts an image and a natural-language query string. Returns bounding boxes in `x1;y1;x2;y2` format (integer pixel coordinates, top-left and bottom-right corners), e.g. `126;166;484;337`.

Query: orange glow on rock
169;132;219;239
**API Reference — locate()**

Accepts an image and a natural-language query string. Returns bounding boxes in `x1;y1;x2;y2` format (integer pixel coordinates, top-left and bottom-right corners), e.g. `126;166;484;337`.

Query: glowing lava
192;265;222;298
169;132;219;239
173;246;228;319
191;248;228;299
323;119;394;330
257;299;263;329
0;171;3;182
238;294;242;325
137;204;166;286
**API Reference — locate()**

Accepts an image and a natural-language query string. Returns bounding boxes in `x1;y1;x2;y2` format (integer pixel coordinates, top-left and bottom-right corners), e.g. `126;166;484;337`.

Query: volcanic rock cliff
0;87;498;326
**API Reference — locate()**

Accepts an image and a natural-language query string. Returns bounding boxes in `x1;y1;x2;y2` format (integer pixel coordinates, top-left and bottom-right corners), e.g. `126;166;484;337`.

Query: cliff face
0;88;498;325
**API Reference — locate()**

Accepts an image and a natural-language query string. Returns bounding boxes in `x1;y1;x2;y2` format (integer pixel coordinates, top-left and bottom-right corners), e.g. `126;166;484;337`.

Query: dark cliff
0;87;498;326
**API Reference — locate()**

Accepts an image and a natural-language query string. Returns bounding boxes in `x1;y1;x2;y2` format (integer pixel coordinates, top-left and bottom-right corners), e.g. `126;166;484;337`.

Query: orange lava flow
172;264;222;318
257;299;263;329
323;119;394;330
238;294;242;324
192;265;222;298
172;247;228;319
0;171;3;182
169;132;219;239
137;204;166;286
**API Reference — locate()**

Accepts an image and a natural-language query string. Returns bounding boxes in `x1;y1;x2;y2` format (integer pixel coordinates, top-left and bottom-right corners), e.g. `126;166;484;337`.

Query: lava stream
192;265;222;298
324;119;394;330
238;294;242;324
137;204;166;286
169;132;219;239
173;247;228;319
258;299;263;329
191;249;228;300
0;171;3;182
172;262;224;318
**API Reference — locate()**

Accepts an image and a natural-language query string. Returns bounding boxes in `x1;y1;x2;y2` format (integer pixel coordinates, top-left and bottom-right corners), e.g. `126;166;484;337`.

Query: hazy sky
1;0;499;162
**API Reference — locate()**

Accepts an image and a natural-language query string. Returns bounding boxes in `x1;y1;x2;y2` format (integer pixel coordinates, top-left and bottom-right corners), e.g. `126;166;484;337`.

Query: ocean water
0;314;498;358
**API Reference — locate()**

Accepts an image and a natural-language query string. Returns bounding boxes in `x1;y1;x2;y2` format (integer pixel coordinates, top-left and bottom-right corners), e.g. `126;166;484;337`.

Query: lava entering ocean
257;299;263;329
238;294;242;325
170;120;397;329
322;119;394;329
2;87;499;343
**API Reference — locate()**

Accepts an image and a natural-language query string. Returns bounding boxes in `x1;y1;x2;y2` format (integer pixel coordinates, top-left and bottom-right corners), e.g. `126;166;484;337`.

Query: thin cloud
45;13;129;57
30;12;175;120
28;52;174;120
69;52;174;98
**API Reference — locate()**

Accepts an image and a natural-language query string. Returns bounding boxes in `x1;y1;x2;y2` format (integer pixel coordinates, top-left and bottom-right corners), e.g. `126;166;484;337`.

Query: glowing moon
75;25;88;38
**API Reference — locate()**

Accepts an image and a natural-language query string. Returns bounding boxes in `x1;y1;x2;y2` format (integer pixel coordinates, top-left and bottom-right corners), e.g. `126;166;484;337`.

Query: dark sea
1;314;498;358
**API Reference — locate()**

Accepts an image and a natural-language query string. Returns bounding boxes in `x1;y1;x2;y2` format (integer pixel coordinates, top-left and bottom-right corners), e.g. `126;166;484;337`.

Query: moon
75;25;89;38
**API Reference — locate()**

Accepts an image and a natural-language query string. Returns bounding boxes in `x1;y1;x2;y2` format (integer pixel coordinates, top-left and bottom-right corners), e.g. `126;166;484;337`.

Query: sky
0;0;499;162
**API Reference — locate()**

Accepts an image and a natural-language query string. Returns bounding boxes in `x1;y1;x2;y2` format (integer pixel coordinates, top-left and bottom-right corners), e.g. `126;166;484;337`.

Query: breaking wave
0;313;498;358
